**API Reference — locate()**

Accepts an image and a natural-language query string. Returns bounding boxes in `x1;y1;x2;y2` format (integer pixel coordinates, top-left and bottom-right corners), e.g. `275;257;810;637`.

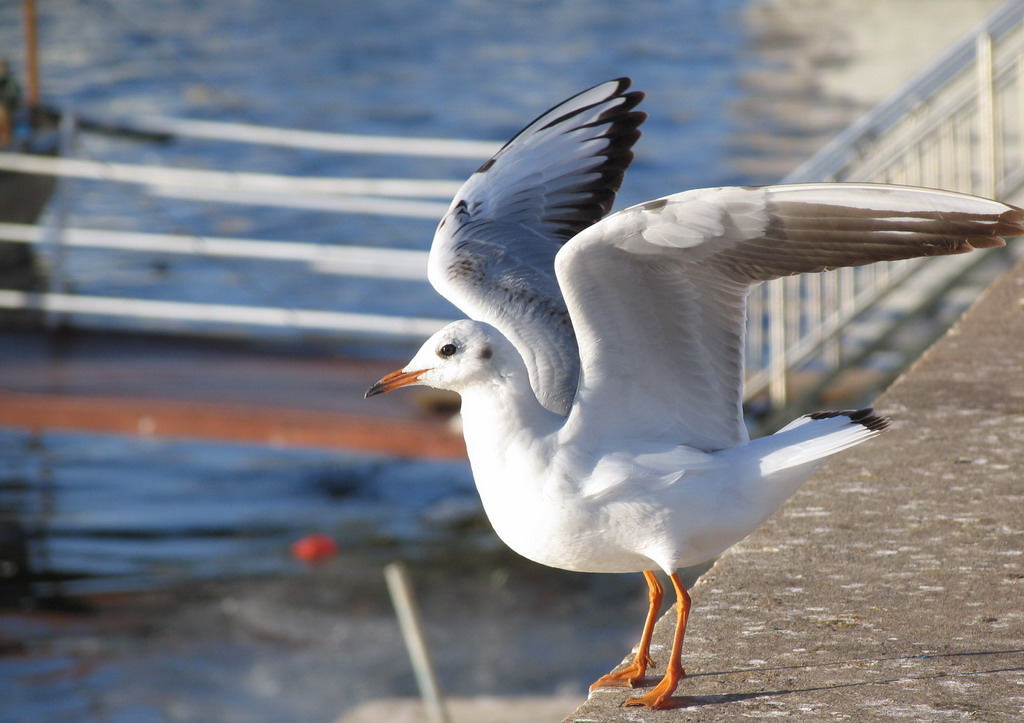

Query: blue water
1;429;650;723
1;0;755;343
0;0;776;720
1;426;480;595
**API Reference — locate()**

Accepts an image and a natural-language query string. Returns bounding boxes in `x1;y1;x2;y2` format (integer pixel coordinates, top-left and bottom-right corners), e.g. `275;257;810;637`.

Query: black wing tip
591;76;642;102
608;76;646;108
571;80;647;219
473;78;645;177
467;78;648;236
537;78;646;133
809;407;891;432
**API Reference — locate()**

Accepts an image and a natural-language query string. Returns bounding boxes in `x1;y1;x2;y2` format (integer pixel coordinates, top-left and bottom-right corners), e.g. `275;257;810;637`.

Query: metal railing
745;0;1024;407
2;0;1023;412
0;118;477;342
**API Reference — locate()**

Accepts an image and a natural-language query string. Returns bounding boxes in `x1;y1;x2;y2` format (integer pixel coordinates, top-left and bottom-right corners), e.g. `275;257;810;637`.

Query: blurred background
0;0;1016;720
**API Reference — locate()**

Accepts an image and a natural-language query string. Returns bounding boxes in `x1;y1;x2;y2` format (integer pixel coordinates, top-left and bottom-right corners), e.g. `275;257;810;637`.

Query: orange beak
364;368;427;398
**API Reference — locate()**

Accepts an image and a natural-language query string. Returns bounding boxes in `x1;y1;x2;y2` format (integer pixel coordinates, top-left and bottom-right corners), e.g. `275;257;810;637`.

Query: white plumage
366;79;1024;708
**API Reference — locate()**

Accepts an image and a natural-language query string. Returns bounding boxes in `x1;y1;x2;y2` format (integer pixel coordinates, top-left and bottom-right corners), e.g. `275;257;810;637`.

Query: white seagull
365;79;1024;708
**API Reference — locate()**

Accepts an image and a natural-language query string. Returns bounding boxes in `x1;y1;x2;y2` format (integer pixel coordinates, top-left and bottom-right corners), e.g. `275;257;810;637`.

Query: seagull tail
757;407;891;477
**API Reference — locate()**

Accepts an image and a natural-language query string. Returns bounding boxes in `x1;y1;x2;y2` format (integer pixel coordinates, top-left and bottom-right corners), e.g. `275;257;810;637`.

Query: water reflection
0;428;483;600
0;428;648;720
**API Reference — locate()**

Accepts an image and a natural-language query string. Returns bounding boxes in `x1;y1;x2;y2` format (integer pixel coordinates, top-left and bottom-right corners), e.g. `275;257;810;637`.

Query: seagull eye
438;343;458;358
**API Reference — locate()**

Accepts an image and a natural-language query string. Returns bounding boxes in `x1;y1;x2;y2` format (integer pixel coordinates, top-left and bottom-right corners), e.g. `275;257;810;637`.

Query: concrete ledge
567;258;1024;721
338;695;583;723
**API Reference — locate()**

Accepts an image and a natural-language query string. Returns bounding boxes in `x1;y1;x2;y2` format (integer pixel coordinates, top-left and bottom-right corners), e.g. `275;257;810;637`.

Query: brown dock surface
0;329;465;458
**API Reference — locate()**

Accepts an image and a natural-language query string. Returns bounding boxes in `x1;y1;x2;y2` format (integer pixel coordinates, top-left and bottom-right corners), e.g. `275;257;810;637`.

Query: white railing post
768;279;787;407
976;31;997;198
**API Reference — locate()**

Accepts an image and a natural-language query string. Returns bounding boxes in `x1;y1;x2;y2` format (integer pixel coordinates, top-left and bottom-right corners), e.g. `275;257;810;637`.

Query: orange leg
624;571;690;709
589;570;663;690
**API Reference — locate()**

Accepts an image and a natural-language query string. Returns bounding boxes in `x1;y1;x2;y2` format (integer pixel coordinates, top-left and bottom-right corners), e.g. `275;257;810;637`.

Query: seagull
365;78;1024;708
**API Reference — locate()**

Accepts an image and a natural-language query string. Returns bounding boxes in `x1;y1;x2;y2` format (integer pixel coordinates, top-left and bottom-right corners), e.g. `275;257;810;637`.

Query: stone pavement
566;257;1024;721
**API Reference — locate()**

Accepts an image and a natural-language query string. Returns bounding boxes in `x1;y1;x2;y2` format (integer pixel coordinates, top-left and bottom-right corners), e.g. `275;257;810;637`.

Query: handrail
0;152;463;199
0;152;456;218
0;222;429;280
748;0;1024;407
0;290;449;341
78;114;501;159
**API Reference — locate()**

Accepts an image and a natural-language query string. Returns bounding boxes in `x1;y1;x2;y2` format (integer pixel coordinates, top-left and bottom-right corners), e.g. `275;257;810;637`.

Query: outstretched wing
428;78;646;415
555;183;1024;450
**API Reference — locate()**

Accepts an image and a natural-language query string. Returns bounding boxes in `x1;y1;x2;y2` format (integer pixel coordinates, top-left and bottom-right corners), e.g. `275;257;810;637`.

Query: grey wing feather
556;183;1024;451
428;78;646;415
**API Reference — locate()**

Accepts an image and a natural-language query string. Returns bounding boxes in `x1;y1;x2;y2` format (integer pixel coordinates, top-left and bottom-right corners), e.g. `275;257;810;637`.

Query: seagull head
365;319;513;398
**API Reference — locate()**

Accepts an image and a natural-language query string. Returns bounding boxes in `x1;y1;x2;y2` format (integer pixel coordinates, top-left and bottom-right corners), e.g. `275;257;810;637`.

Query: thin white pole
98;115;500;159
383;562;451;723
0;291;450;339
0;223;430;280
767;279;787;407
0;152;462;199
148;185;450;218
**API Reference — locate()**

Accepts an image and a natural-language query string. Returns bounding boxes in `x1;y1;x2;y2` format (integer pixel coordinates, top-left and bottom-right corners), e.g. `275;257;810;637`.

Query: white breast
465;431;698;573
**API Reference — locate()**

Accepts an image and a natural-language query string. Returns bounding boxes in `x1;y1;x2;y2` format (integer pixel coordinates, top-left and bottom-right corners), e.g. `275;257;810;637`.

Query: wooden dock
0;328;466;459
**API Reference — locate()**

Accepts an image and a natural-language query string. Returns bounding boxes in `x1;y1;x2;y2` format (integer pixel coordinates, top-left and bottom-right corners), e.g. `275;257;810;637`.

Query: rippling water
1;0;755;339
